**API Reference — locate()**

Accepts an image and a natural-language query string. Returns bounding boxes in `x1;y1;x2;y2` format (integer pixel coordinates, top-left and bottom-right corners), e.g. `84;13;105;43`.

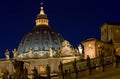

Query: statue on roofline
5;49;10;60
50;45;54;57
29;48;34;58
78;44;83;55
12;48;18;59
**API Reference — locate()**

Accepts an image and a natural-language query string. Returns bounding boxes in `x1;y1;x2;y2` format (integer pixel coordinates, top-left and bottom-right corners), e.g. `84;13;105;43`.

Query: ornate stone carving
12;48;18;59
61;40;73;56
29;48;34;58
5;49;10;60
49;45;54;57
78;44;83;54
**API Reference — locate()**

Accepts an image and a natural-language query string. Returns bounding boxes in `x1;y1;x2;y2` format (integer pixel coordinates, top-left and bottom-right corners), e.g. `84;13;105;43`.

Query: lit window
98;44;100;47
88;44;91;48
39;66;46;72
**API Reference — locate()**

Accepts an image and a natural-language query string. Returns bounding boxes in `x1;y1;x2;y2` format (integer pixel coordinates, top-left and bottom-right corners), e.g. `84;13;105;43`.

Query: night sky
0;0;120;58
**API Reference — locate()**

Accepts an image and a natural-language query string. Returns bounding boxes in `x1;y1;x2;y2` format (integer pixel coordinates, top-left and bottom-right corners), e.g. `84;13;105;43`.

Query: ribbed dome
17;4;64;58
17;25;64;57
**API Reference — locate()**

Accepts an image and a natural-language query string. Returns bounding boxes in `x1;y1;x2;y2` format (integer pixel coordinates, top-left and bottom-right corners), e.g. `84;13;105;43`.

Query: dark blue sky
0;0;120;58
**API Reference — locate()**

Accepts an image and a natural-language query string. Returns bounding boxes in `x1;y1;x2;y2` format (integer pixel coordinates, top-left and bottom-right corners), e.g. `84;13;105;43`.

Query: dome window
44;31;47;33
44;40;49;50
54;40;58;45
36;32;39;34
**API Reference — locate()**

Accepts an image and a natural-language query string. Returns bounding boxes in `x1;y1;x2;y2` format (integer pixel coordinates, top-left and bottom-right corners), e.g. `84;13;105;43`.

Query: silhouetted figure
100;53;104;65
86;55;91;75
46;64;51;79
99;53;105;71
86;55;91;67
59;62;64;79
9;75;12;79
12;60;24;79
32;67;38;79
2;69;9;79
20;67;28;79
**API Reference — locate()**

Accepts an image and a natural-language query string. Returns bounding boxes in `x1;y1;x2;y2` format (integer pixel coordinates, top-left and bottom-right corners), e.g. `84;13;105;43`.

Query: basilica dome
17;5;64;58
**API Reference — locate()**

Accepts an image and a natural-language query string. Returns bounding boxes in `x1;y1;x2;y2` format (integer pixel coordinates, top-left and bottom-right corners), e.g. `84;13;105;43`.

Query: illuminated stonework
36;19;48;26
0;56;80;76
17;4;64;58
116;47;120;56
0;2;119;77
61;40;74;56
101;22;120;43
78;44;83;54
36;6;49;26
82;38;114;59
39;66;46;73
101;22;120;56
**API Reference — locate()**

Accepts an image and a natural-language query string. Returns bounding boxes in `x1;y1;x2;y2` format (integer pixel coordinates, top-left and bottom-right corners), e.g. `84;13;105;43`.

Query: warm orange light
36;19;49;26
39;66;45;72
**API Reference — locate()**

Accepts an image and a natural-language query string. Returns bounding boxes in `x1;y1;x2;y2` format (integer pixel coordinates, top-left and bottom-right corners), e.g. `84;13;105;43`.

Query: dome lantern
36;2;49;26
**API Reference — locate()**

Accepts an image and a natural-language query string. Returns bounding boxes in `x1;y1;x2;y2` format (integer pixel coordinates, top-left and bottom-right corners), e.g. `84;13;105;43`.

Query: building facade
101;22;120;43
101;22;120;56
0;2;120;78
0;4;81;77
82;38;114;59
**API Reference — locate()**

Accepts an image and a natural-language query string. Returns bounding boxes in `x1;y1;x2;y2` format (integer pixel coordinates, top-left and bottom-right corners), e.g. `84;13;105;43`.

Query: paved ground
79;67;120;79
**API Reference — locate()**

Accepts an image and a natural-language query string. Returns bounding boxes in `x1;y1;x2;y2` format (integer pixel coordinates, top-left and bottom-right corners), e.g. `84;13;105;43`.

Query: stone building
82;38;114;59
0;2;119;79
0;3;80;77
101;22;120;56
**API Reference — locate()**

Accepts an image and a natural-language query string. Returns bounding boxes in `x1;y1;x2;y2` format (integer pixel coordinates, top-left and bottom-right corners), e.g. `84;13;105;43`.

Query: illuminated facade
101;22;120;56
101;22;120;43
0;2;119;78
82;38;114;59
0;3;81;77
